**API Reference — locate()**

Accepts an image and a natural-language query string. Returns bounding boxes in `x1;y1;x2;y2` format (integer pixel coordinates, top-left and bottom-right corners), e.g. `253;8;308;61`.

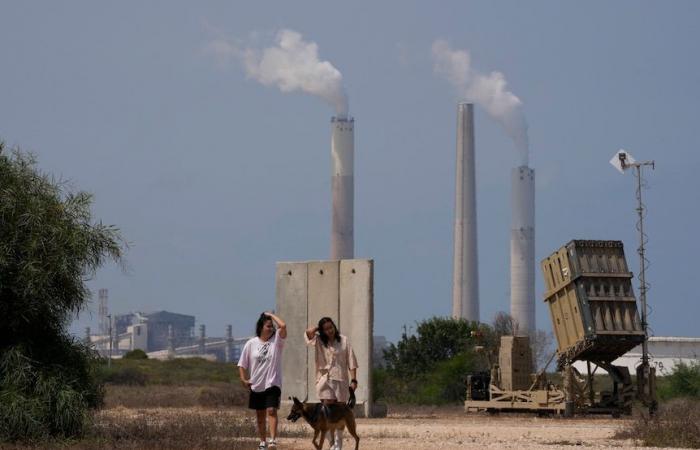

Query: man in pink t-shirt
238;312;286;449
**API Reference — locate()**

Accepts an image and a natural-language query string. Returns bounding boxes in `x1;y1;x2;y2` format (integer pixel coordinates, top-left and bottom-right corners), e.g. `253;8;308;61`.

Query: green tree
383;317;479;378
658;361;700;400
376;317;481;404
0;144;124;441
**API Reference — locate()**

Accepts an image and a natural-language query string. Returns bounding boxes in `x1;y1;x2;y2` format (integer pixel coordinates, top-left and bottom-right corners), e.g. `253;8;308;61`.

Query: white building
574;336;700;375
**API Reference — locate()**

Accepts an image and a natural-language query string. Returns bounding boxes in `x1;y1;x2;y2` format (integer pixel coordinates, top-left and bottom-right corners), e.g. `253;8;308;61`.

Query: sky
1;1;698;342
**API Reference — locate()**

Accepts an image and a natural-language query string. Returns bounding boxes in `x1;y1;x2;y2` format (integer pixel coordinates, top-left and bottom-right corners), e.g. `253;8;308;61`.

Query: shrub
420;351;476;403
374;351;475;405
383;317;479;378
658;361;700;400
616;398;700;448
0;344;103;441
100;366;148;386
122;349;148;360
0;146;123;441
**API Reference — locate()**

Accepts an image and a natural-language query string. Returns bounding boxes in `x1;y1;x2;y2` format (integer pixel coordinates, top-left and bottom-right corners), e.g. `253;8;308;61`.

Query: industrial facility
86;291;246;362
330;114;355;260
510;165;536;335
450;102;536;336
452;103;479;322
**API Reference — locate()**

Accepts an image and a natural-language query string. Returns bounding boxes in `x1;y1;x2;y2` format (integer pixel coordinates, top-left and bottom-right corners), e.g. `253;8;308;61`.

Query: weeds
97;357;239;385
3;407;312;449
104;384;247;408
657;360;700;400
615;398;700;448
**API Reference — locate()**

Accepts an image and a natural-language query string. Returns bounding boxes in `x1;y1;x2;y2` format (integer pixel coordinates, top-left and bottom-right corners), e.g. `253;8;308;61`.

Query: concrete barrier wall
307;261;340;401
339;259;374;417
276;259;374;415
276;262;308;401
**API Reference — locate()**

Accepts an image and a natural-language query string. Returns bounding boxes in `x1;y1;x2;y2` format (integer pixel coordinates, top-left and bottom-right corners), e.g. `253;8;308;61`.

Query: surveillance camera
611;150;636;173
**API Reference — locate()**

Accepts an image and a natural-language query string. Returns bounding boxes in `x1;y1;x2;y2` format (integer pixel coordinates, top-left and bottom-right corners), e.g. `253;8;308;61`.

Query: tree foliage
376;317;482;404
0;144;124;441
383;317;480;378
658;360;700;400
375;313;556;404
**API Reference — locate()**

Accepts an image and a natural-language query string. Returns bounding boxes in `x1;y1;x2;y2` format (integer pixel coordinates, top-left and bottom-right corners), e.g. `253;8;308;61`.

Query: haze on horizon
1;1;698;342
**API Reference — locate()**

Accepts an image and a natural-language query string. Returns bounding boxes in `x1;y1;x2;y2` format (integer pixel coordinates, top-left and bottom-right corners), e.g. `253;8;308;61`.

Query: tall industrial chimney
510;166;535;335
452;103;480;321
330;115;354;260
98;288;109;336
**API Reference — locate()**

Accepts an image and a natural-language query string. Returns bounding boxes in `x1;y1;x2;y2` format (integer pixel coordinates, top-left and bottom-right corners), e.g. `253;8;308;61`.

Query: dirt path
277;413;644;450
97;406;669;450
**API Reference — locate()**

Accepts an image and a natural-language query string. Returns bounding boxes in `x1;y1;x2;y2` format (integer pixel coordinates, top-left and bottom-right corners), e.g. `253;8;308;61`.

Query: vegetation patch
657;360;700;400
98;357;240;385
104;384;247;408
0;146;123;442
615;398;700;448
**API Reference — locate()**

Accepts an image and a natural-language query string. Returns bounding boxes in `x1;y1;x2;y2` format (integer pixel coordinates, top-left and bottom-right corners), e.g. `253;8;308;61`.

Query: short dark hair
255;313;274;337
317;317;341;347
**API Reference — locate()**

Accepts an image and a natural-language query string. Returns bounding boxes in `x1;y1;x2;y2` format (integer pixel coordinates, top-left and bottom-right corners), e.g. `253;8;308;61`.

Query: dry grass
615;398;700;448
384;403;465;418
104;383;247;409
4;407;311;450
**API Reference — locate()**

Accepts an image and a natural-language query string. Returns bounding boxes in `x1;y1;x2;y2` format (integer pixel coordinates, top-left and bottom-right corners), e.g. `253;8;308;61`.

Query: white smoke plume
432;40;529;165
206;29;348;117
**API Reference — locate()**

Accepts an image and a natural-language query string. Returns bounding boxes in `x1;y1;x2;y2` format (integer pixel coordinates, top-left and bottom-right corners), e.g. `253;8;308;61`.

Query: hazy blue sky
1;2;698;342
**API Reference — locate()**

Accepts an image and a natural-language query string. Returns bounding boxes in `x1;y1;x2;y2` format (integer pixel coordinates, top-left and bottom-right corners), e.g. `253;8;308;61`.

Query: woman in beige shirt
305;317;358;450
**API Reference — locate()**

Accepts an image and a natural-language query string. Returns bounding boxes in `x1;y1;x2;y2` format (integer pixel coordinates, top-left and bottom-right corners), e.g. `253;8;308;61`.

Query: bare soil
281;411;638;450
94;405;663;450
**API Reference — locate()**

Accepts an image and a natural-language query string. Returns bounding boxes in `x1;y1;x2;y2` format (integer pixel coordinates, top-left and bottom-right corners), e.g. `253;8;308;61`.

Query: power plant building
112;310;195;352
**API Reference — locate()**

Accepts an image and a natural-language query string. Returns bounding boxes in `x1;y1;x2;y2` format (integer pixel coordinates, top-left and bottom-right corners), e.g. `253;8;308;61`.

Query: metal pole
107;314;112;368
586;361;595;406
631;159;655;413
635;164;649;371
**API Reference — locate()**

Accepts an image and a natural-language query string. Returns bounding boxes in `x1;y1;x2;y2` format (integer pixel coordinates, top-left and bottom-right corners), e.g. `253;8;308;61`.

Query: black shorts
248;386;281;410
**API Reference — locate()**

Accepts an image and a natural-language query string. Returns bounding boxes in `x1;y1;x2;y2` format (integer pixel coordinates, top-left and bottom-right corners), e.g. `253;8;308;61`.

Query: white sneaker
268;439;277;448
257;442;267;449
334;429;344;450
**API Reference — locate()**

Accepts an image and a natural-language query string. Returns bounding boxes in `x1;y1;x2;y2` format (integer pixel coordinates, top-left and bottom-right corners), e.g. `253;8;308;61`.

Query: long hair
255;313;274;337
317;317;341;347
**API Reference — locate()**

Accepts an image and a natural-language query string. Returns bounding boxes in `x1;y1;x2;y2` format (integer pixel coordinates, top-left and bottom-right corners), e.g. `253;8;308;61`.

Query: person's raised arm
264;311;287;339
305;325;318;341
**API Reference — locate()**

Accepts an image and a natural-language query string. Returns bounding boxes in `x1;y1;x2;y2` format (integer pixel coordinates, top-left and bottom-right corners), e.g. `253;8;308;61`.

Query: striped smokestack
330;115;354;260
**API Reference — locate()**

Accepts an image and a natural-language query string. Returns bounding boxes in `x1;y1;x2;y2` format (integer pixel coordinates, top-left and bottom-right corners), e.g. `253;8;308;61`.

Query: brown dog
286;396;359;450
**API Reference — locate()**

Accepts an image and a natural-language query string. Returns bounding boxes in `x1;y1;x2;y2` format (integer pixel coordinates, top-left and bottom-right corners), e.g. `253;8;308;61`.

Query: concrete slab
276;259;379;414
307;260;340;401
340;259;374;417
275;262;308;401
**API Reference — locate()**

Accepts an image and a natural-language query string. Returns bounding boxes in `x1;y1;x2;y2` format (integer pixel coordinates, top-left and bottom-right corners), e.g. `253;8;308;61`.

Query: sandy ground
278;413;641;450
101;406;668;450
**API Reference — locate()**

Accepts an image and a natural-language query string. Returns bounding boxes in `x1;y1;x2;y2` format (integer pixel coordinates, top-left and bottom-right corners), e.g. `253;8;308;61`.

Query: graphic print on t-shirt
256;341;271;364
238;332;284;392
